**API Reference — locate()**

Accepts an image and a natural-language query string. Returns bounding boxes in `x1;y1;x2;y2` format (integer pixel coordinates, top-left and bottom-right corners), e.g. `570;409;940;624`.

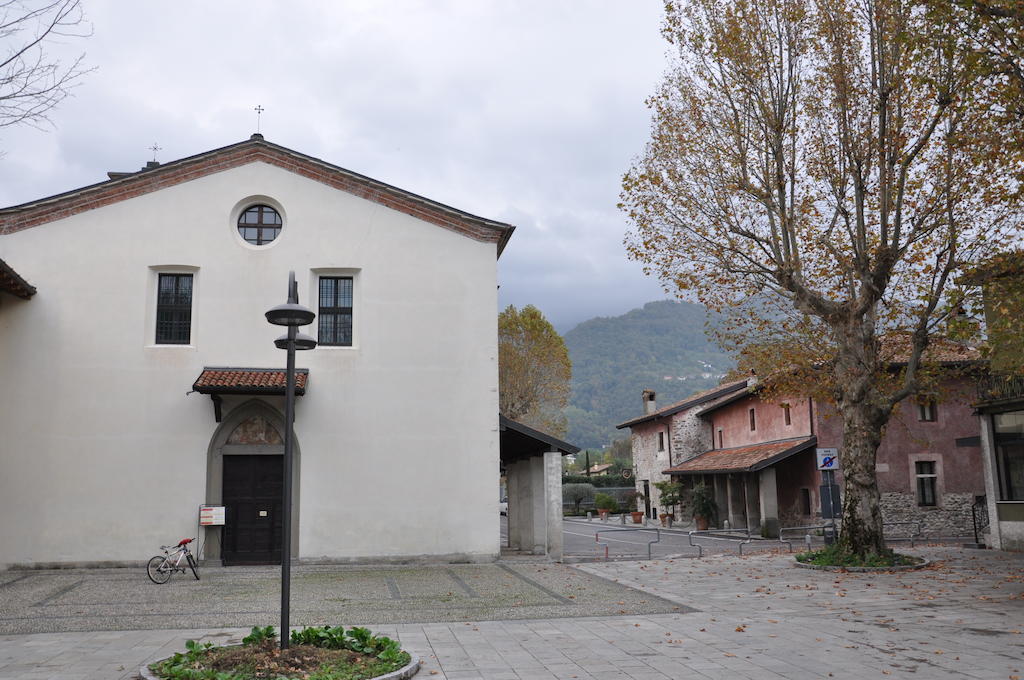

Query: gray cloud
0;0;674;330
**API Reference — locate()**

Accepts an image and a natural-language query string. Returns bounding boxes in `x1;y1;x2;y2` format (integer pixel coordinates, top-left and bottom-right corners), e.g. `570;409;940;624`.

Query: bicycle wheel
147;555;172;584
187;553;200;580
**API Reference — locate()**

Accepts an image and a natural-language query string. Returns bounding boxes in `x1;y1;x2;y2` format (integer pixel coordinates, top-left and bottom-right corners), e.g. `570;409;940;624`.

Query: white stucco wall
0;160;500;566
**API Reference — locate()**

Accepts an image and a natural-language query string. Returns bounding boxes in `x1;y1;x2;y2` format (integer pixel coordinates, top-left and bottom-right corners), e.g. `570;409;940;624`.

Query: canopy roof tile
663;436;816;475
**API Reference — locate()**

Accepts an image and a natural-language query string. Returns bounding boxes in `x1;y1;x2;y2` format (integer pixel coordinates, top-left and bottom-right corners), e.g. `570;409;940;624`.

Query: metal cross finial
254;105;265;134
149;143;162;162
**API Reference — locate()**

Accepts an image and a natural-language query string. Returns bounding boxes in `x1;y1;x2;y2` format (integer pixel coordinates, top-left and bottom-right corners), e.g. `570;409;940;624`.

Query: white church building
0;135;574;568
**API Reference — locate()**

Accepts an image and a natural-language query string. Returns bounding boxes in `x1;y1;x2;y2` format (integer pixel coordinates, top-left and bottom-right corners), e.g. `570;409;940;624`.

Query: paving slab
0;563;685;635
0;546;1022;679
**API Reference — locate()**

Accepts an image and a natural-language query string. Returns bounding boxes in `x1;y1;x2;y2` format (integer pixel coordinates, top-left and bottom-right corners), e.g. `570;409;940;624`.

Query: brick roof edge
0;135;516;257
0;257;36;299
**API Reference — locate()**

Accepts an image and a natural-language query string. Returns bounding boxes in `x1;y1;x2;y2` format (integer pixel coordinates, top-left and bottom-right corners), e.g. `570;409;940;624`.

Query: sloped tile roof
0;257;36;299
617;379;750;429
193;367;308;395
663;436;816;475
0;135;515;256
879;333;981;364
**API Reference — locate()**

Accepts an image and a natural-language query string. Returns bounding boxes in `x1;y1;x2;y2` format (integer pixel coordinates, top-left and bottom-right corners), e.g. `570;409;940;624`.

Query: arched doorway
205;400;300;565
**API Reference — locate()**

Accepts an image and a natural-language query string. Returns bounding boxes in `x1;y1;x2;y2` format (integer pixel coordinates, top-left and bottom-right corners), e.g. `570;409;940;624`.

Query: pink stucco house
620;347;986;537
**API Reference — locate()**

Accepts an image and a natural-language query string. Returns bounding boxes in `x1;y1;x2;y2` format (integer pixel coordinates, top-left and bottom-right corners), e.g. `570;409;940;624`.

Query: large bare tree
622;0;1023;557
1;0;90;131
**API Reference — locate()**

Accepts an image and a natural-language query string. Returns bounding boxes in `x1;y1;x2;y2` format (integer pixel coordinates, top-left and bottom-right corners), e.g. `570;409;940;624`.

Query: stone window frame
230;195;287;251
782;403;792;426
657;431;665;452
309;268;361;350
908;453;944;508
917;399;938;422
237;204;283;246
155;273;193;344
145;265;199;349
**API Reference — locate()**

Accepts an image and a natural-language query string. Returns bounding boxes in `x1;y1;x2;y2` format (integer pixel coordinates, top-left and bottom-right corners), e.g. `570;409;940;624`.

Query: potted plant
594;492;619;519
653;481;683;526
690;481;717;531
625;491;645;523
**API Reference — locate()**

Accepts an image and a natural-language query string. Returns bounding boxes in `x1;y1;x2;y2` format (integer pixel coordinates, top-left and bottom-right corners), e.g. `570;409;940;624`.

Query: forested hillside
564;300;734;448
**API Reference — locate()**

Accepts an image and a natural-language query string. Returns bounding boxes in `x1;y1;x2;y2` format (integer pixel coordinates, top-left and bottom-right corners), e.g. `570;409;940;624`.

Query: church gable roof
0;134;515;255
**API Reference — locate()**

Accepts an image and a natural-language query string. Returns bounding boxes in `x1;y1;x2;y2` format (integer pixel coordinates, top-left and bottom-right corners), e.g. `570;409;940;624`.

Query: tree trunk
835;399;888;556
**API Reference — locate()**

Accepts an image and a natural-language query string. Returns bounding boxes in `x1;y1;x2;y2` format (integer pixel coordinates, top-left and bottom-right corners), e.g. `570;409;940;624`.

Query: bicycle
146;538;200;584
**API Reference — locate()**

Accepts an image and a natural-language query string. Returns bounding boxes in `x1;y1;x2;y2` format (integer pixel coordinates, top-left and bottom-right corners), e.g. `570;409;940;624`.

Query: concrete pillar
979;413;1003;550
759;467;780;538
744;473;761;532
727;475;746;529
530;456;547;554
714;476;728;528
544;450;563;561
506;460;524;550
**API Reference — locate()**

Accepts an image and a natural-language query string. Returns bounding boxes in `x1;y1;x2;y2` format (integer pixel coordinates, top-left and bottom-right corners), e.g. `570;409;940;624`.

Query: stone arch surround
204;398;301;562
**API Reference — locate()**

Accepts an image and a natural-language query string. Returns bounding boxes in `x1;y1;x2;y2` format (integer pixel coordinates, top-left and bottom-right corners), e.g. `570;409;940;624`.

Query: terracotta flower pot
631;511;644;524
695;516;709;531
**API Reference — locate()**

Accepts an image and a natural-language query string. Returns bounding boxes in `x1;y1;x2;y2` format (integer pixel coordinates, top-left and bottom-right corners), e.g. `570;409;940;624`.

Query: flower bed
794;544;927;572
143;625;418;680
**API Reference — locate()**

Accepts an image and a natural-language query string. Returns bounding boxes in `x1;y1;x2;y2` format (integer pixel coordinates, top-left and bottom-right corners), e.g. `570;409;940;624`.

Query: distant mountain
563;300;734;449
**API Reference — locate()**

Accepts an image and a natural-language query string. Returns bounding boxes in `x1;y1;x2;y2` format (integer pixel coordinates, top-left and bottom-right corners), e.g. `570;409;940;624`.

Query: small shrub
242;625;277;646
594;493;620;513
563;483;596;514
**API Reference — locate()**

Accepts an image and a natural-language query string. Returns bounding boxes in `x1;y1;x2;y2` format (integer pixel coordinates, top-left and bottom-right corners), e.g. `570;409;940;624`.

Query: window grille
237;205;282;245
319;276;353;346
156;273;192;344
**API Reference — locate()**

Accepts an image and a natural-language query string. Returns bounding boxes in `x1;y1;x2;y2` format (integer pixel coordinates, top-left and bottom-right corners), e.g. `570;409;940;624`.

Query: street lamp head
275;331;318;351
265;302;316;327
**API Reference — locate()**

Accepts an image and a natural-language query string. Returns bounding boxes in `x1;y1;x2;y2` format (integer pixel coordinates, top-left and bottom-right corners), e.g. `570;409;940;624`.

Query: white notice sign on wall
199;505;225;526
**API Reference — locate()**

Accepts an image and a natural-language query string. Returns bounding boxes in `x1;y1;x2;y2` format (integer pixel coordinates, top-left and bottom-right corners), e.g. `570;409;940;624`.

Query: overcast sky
0;1;673;331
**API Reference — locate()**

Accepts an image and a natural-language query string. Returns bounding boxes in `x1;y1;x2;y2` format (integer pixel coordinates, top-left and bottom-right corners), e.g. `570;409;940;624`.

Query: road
502;517;795;560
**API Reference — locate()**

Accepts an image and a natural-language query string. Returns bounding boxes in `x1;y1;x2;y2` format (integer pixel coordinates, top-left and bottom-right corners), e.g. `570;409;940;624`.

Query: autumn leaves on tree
498;305;572;438
621;0;1024;556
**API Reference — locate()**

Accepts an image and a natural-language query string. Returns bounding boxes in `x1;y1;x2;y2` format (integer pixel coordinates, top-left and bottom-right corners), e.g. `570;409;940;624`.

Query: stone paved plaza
0;546;1022;679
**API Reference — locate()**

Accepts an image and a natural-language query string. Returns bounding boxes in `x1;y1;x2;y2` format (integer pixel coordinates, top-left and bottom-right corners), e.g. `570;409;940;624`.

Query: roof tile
663;437;815;474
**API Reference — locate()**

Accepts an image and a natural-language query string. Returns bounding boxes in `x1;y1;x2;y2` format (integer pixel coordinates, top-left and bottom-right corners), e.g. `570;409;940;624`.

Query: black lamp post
265;270;316;650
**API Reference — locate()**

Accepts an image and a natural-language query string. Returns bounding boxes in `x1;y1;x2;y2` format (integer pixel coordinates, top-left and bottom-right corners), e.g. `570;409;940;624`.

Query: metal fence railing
593;527;662;560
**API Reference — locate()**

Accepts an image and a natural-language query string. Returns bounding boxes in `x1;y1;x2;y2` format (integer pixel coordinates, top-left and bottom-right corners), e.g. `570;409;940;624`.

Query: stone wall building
616;380;749;519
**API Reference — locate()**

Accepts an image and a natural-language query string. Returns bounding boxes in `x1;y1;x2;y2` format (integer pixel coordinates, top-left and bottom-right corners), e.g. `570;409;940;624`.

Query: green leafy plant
653;481;683;516
151;626;409;680
241;625;277;646
149;639;221;680
344;626;376;654
593;492;619;513
796;544;921;568
689;482;717;522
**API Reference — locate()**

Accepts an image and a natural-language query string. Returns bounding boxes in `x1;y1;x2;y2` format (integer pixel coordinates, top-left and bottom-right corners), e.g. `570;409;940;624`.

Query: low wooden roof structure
500;415;579;466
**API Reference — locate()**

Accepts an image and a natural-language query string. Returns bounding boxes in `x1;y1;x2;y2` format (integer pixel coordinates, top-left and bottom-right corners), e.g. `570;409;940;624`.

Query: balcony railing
978;373;1024;404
